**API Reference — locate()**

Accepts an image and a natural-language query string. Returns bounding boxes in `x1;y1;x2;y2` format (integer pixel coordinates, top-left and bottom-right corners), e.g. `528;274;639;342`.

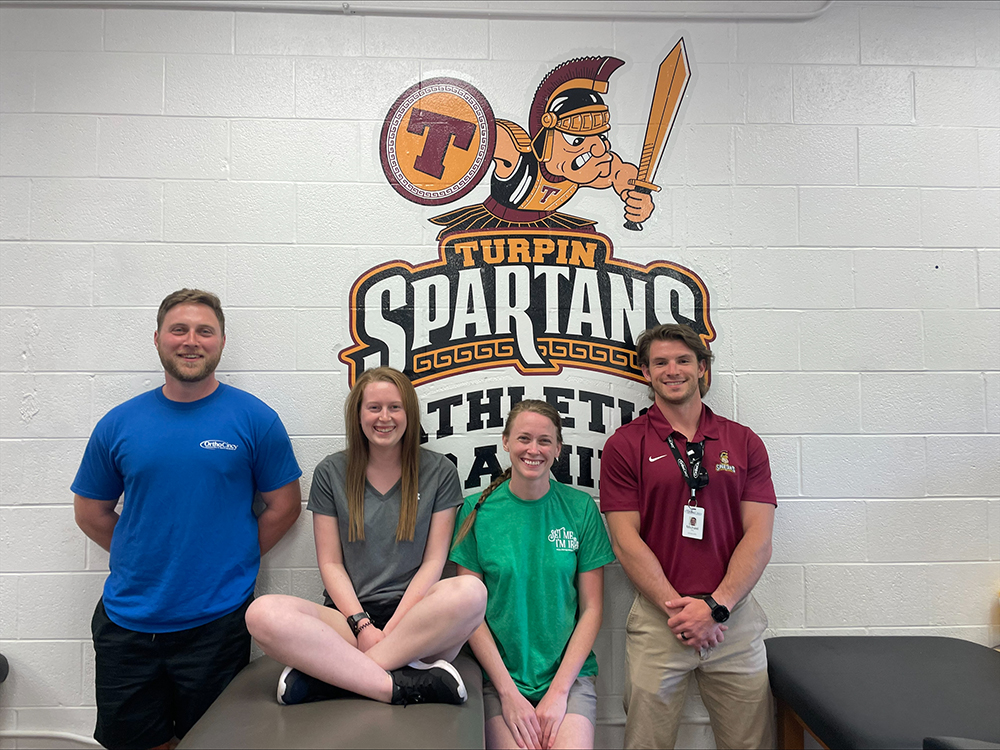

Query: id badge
682;505;705;540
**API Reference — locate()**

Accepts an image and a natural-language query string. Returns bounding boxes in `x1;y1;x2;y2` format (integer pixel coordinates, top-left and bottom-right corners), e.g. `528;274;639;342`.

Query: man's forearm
712;526;772;609
257;502;300;555
74;495;119;552
608;522;680;614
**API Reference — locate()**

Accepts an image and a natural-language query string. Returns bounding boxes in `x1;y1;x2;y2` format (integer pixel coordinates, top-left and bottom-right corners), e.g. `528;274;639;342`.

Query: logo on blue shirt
200;439;238;451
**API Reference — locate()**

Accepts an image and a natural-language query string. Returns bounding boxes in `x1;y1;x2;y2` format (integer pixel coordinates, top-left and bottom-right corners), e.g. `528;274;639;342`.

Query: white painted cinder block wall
1;1;998;747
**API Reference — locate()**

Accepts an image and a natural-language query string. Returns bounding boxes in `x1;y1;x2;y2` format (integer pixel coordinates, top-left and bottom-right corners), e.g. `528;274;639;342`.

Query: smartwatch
705;596;730;624
346;611;372;636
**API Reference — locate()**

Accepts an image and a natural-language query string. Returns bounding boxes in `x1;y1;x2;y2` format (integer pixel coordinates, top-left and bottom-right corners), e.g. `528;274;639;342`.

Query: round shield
380;77;496;206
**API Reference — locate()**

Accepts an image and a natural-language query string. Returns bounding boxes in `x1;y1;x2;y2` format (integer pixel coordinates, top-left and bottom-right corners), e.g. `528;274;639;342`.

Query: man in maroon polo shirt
601;324;777;749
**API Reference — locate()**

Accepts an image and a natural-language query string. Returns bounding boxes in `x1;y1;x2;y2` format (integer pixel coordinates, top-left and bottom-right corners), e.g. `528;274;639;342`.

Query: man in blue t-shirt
73;289;303;750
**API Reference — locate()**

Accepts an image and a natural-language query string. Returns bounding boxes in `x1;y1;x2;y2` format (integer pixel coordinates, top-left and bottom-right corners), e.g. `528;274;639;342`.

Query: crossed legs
246;576;486;703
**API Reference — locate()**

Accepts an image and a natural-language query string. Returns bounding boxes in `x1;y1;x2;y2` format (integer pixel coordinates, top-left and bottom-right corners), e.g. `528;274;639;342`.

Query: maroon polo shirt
600;403;776;595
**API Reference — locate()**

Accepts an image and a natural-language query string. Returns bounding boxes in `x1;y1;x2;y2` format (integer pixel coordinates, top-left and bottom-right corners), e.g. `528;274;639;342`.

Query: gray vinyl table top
178;653;485;749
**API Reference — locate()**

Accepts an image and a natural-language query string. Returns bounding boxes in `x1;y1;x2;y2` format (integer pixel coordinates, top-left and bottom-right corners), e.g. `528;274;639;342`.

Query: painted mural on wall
342;38;714;492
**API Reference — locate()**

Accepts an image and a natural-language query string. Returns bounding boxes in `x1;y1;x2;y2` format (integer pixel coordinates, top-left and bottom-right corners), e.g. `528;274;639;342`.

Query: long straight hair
452;399;563;548
344;367;421;542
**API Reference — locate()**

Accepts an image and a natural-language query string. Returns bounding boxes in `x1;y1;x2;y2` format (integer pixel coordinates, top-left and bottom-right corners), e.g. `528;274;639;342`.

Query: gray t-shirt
307;448;463;606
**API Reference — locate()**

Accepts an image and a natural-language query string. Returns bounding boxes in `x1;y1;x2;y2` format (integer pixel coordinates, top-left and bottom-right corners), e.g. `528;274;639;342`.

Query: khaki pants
623;593;774;750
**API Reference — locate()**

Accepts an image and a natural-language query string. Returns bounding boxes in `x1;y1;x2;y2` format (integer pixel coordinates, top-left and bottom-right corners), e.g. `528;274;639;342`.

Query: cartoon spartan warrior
431;56;655;238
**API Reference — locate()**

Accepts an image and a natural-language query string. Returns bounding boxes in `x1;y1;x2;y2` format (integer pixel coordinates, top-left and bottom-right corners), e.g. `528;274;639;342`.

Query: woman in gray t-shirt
246;367;487;707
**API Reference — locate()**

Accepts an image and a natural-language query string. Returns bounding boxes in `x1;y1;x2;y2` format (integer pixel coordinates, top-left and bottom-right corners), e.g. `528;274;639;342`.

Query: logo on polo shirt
715;450;736;473
200;439;238;451
548;527;579;552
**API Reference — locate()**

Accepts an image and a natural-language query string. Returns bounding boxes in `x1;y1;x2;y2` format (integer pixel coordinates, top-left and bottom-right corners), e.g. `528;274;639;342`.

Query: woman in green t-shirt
451;400;616;750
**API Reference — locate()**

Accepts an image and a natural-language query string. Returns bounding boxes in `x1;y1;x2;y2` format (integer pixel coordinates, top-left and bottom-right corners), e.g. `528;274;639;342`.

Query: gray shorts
482;675;597;726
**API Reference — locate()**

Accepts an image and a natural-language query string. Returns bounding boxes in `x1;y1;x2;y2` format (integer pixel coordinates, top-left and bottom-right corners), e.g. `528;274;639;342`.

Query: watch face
712;606;730;623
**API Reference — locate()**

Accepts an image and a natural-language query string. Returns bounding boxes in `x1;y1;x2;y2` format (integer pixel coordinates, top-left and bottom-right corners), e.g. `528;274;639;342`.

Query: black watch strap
705;596;730;623
346;611;372;636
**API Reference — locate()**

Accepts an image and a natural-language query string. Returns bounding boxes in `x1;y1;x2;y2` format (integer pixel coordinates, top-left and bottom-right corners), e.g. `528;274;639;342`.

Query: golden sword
625;38;691;231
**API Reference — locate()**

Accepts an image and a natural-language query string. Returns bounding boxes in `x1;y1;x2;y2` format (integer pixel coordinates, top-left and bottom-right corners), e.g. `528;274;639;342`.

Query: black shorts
91;596;252;750
322;590;401;631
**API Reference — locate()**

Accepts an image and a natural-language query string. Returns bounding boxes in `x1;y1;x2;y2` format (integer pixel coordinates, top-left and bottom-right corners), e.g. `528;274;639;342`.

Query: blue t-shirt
72;383;302;632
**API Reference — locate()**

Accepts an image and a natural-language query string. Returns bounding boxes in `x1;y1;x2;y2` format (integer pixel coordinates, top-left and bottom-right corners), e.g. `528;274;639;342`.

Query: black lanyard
665;435;708;501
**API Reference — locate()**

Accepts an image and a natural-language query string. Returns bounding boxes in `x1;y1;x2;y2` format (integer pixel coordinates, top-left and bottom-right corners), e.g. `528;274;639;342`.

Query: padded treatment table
177;653;484;749
766;636;1000;750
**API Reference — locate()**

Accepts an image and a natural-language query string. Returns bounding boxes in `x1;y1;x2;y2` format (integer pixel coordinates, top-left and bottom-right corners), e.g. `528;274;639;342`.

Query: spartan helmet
528;56;625;163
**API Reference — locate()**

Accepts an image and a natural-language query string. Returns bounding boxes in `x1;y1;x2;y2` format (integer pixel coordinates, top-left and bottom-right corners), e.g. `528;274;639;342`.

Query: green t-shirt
449;479;616;702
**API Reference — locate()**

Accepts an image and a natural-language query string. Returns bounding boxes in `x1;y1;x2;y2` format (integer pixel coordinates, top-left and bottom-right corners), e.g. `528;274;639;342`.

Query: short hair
343;367;422;543
156;289;225;337
636;323;714;396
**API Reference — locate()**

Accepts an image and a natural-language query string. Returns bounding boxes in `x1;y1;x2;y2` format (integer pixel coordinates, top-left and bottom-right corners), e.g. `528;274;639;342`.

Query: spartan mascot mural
429;55;654;236
344;39;714;490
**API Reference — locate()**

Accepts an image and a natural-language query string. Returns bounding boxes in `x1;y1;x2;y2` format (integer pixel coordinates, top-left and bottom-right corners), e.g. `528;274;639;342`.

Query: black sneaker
389;659;467;706
277;665;352;705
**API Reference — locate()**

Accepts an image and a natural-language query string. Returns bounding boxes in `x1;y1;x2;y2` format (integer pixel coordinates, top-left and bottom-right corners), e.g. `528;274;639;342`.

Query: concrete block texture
0;374;93;439
771;500;867;564
0;307;152;373
926;435;1000;497
34;53;164;115
921;189;1000;248
854;249;978;310
760;435;800;498
916;68;1000;127
366;16;489;60
988;373;1000;434
754;565;805;628
735;125;856;185
861;372;988;434
0;52;34;113
736;3;860;64
980;130;1000;188
163;181;294;243
92;244;227;306
870;498;991;563
800;435;926;498
981;250;1000;308
793;66;913;125
0;506;86;573
106;9;233;54
800;310;924;371
0;115;97;178
16;573;106;638
30;178;162;242
799;187;921;247
0;8;102;52
860;5;981;66
737;373;860;434
805;564;930;627
230;120;360;182
0;438;87;506
295;58;420;120
0;244;93;307
924;310;1000;371
859;127;980;187
927;562;1000;626
488;19;613;63
235;11;362;56
0;177;30;239
731;249;854;309
227;245;358;308
99;116;229;179
165;55;293;118
0;641;83;707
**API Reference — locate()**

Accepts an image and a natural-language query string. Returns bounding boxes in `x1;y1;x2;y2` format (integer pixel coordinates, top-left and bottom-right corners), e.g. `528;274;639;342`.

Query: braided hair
451;399;563;548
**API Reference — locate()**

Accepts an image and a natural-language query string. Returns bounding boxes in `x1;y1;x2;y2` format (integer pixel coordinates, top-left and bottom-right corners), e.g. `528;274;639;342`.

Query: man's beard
158;349;221;383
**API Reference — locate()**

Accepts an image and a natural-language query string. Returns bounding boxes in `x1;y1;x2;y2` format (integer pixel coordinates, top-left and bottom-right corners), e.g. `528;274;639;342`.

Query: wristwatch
705;596;730;623
346;611;372;636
